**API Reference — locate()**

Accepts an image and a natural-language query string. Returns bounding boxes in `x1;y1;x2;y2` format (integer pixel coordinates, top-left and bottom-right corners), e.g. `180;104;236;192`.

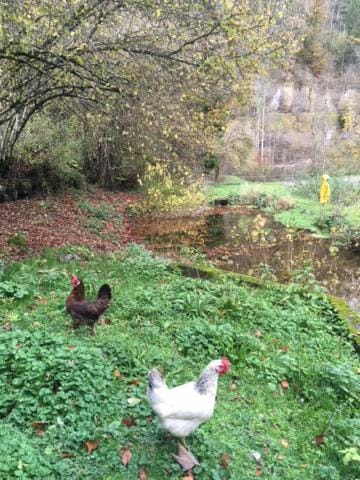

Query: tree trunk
0;108;29;175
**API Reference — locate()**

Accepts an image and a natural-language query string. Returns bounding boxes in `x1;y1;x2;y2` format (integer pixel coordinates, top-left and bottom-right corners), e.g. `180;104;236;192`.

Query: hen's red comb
221;357;231;371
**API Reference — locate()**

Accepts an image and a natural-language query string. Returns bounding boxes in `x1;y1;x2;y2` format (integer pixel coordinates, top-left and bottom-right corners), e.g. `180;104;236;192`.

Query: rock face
222;67;360;177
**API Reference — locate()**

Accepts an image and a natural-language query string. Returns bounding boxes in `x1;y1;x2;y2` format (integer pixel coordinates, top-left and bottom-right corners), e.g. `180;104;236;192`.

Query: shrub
316;210;348;231
137;162;205;214
12;112;85;193
203;154;219;172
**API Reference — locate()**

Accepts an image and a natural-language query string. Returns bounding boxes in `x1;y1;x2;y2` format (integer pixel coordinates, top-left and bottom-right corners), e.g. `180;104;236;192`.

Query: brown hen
66;275;111;333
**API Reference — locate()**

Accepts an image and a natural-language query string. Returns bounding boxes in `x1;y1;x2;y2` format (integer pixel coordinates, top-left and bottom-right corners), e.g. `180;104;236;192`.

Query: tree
0;0;296;179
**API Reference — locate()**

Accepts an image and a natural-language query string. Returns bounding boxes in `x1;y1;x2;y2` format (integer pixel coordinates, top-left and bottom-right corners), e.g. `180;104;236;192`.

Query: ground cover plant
0;245;359;479
207;176;360;237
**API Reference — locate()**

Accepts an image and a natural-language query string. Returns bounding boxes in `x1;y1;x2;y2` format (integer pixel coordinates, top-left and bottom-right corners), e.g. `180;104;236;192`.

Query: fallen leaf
281;380;289;390
255;469;263;477
230;394;241;401
228;383;237;391
113;369;122;379
182;475;194;480
120;447;132;466
127;397;141;407
59;452;75;459
138;468;148;480
36;429;45;437
68;345;75;350
313;434;325;446
31;421;48;430
276;454;285;461
85;440;99;454
280;438;289;448
220;453;231;469
122;417;136;427
255;330;262;337
279;345;289;352
131;379;140;386
2;322;12;331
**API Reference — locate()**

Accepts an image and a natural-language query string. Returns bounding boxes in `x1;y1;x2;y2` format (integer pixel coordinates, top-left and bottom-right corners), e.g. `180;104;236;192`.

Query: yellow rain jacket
320;174;330;204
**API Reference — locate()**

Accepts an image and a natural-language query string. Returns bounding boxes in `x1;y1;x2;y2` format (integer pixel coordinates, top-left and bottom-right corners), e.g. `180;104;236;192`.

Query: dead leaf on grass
255;330;262;337
122;417;136;427
32;421;48;430
220;453;231;469
281;380;289;390
279;345;289;352
313;434;325;446
280;438;289;448
255;469;263;477
113;369;122;379
59;452;76;459
182;473;194;480
85;440;99;454
138;468;148;480
120;447;132;466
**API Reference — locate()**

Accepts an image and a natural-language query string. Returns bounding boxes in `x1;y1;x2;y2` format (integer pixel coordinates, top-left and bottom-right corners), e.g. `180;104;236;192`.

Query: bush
203;154;219;172
12;112;85;193
316;210;348;231
137;162;205;214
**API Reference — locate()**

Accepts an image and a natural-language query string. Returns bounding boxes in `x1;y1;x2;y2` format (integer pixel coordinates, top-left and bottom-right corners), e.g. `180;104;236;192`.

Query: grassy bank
207;176;360;236
0;245;359;479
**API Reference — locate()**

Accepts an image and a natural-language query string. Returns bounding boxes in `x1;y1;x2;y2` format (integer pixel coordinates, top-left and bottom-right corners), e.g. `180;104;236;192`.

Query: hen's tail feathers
148;369;164;390
97;284;111;300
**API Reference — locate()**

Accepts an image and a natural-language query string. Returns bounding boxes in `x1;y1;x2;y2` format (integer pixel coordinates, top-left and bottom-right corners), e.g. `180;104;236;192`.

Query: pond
131;207;360;313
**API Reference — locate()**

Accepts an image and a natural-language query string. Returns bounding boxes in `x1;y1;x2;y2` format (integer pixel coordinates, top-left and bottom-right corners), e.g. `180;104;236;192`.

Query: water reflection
131;207;360;311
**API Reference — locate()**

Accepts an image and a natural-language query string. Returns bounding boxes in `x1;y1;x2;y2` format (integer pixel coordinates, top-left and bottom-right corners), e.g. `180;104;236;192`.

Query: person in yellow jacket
320;174;330;204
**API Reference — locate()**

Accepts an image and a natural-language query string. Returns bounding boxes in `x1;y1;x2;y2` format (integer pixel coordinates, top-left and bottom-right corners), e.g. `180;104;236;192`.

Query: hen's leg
180;438;188;450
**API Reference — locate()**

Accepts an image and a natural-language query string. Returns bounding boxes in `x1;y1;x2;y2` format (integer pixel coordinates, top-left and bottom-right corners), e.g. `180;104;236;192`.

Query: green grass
0;245;359;479
206;176;360;235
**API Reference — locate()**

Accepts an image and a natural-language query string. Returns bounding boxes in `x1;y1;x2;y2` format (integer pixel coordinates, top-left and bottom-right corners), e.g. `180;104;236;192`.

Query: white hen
147;358;231;468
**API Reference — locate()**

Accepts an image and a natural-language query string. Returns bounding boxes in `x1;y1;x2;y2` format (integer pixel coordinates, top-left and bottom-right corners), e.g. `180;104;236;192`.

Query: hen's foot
172;443;199;471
